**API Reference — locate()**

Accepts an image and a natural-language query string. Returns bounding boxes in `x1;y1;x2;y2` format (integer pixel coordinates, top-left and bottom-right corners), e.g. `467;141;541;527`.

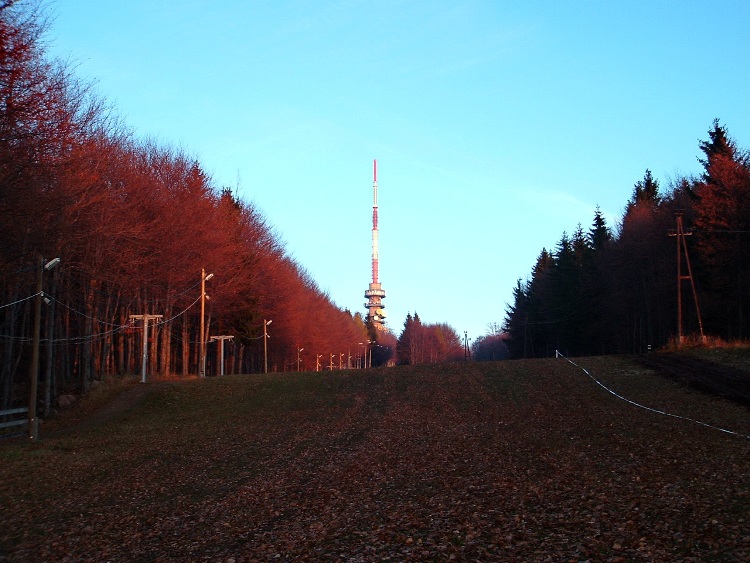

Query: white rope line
0;291;42;309
556;350;750;440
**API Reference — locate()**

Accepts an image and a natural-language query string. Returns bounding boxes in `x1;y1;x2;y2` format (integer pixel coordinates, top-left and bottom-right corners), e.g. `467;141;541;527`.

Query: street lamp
297;347;304;372
316;354;323;372
29;255;60;441
263;319;272;373
210;335;234;376
199;269;214;377
359;340;373;368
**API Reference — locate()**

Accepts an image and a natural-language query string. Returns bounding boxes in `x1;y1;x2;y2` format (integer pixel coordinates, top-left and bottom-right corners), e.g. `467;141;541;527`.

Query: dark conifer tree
503;279;529;358
582;207;613;354
629;169;660;209
693;120;750;339
525;248;555;357
397;313;415;364
588;206;611;252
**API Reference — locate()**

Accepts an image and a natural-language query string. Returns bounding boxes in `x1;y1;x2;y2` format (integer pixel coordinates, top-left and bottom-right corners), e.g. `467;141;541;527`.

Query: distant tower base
365;282;386;330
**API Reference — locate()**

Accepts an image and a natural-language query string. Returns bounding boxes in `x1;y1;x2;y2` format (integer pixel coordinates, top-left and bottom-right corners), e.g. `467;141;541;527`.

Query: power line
557;351;750;440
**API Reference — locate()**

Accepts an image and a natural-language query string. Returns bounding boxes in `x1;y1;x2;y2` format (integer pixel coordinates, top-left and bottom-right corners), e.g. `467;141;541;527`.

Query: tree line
396;313;465;364
503;119;750;358
0;1;373;413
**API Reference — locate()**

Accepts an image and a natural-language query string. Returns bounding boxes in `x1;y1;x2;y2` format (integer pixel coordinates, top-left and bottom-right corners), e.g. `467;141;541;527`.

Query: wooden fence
0;407;28;439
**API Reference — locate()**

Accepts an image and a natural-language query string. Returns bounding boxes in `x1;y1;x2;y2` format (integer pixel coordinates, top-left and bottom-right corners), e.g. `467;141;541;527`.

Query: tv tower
365;159;386;328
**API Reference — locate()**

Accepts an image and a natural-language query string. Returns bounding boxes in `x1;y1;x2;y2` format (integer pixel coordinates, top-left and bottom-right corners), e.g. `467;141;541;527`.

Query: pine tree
694;120;750;339
588;206;611;252
629;169;660;209
525;248;555;357
503;279;528;358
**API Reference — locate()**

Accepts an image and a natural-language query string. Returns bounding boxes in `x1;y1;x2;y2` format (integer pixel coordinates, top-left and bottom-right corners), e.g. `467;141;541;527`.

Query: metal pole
676;215;683;344
141;316;149;383
219;337;225;376
679;214;705;342
264;319;269;374
28;255;43;441
200;269;206;377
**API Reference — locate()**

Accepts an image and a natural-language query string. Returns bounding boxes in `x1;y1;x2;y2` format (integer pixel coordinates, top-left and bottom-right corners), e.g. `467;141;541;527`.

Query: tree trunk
182;319;189;377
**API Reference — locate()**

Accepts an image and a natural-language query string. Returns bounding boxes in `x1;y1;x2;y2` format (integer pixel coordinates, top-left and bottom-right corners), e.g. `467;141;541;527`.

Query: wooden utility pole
669;212;705;344
28;256;59;441
130;314;163;383
210;335;234;376
28;256;43;441
263;319;272;373
199;269;214;377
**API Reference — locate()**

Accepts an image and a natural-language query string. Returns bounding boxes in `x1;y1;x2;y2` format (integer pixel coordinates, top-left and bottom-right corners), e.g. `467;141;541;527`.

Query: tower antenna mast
365;159;386;329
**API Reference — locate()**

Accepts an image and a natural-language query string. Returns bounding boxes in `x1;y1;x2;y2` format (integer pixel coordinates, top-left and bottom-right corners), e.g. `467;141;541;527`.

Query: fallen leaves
1;358;750;561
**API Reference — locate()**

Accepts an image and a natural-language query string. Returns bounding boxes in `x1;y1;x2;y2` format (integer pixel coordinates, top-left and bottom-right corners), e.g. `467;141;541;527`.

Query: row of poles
129;269;265;382
23;214;705;441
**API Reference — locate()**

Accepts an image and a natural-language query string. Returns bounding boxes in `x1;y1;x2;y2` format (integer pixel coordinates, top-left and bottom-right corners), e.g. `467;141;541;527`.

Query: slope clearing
2;357;749;561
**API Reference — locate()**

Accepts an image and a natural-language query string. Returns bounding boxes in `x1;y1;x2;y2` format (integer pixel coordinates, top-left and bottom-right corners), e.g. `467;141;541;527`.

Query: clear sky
47;1;750;342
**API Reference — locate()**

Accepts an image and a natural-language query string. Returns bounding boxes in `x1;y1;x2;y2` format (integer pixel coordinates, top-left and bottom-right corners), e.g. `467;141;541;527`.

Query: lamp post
263;319;272;373
316;354;323;372
130;314;164;383
359;340;373;368
297;347;304;372
199;269;213;377
210;335;234;376
28;256;60;441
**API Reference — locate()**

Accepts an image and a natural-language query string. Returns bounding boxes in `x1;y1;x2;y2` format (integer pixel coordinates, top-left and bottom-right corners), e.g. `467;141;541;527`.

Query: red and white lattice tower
364;159;386;328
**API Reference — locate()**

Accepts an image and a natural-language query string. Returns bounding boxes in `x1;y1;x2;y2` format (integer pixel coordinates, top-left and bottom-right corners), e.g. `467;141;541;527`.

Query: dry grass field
2;356;750;561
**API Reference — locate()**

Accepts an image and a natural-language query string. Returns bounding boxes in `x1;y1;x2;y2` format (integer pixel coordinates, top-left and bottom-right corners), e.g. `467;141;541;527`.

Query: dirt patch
636;352;750;406
44;383;156;438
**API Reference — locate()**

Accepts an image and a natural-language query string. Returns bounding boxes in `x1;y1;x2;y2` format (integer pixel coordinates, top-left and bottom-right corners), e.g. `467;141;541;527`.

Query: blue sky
48;1;750;342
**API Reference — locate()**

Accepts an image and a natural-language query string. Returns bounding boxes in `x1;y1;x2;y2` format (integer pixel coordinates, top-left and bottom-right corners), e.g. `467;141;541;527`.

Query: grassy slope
1;357;749;561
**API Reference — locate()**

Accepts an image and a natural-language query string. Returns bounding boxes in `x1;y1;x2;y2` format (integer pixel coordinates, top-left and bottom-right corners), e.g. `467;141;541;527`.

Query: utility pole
199;269;214;377
28;256;60;440
210;335;234;376
28;256;43;441
316;354;323;372
464;331;471;361
263;319;272;373
668;211;705;344
130;314;163;383
297;347;304;371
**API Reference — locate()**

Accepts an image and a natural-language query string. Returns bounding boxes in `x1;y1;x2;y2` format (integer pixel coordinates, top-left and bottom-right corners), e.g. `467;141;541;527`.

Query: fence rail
0;407;29;438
